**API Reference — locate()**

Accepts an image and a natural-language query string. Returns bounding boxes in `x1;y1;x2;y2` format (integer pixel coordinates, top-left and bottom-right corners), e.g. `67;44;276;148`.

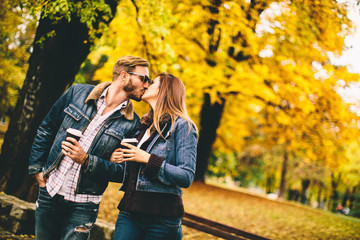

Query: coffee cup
121;138;138;149
65;128;82;144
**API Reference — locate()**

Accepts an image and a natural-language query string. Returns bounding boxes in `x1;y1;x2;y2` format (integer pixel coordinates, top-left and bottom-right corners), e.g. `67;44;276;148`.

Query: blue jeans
35;186;99;240
113;211;182;240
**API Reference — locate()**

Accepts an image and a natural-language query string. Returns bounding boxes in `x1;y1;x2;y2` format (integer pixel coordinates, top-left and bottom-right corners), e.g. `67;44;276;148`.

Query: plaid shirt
46;87;128;203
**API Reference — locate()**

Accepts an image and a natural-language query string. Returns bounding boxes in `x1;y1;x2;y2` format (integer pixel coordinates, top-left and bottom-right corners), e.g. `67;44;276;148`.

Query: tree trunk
342;187;350;207
194;93;225;181
193;0;224;182
317;183;323;209
300;179;310;204
349;186;357;209
193;0;271;183
328;173;340;211
0;1;118;202
266;172;275;193
277;150;288;199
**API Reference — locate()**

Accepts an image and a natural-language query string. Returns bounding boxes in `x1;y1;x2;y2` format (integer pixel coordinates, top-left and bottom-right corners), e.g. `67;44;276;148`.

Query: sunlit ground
99;181;360;240
0;120;358;239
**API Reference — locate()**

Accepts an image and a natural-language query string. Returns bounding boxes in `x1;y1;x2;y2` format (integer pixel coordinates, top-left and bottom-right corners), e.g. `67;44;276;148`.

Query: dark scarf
139;110;172;135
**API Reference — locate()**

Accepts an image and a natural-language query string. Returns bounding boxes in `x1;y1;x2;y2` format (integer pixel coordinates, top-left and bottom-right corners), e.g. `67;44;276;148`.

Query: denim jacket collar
85;82;134;121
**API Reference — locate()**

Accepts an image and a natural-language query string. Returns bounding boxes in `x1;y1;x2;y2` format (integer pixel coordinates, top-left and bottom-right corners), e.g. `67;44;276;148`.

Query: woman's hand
111;142;151;164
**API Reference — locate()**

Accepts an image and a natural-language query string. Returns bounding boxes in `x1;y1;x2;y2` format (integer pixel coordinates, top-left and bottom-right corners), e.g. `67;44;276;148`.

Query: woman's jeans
113;211;183;240
35;186;99;240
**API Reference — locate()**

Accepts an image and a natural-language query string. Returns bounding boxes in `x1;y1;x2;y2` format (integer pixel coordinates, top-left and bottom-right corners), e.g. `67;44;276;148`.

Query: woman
111;73;198;240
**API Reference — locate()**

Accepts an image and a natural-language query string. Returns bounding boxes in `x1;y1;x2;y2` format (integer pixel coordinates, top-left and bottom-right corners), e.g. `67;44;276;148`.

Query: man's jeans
35;187;99;240
113;211;183;240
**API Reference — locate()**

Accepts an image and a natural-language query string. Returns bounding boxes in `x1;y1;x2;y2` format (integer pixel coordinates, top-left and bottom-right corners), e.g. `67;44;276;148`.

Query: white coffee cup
121;138;138;149
65;128;82;143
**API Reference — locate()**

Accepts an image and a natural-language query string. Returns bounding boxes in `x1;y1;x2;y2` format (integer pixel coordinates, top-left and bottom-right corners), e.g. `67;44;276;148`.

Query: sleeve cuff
142;154;164;178
82;154;93;173
28;165;43;175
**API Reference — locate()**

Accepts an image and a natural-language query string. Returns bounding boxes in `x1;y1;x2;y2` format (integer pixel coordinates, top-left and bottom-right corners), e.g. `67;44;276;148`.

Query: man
28;55;151;240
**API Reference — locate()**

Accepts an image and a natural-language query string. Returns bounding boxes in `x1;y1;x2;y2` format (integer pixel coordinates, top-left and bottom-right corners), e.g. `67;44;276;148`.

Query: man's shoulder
71;83;95;92
62;84;96;106
68;84;96;99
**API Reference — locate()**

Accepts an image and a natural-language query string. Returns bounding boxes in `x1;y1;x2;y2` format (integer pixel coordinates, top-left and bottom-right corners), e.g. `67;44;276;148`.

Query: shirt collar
99;87;108;100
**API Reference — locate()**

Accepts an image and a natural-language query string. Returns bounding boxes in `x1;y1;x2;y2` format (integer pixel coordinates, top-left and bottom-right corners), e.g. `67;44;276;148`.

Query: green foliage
0;0;118;118
27;0;115;45
75;55;108;84
42;0;112;27
0;0;37;117
351;193;360;218
208;149;266;188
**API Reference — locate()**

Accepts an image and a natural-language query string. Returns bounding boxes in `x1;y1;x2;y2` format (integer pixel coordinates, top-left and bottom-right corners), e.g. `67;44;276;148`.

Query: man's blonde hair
112;55;150;81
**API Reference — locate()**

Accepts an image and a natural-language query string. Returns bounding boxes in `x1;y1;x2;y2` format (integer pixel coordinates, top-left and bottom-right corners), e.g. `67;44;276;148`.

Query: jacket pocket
60;104;88;131
105;128;124;141
64;104;87;121
94;128;124;158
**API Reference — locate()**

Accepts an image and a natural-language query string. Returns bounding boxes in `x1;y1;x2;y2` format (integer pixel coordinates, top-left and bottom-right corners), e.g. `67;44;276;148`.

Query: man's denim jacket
28;82;139;195
120;117;198;196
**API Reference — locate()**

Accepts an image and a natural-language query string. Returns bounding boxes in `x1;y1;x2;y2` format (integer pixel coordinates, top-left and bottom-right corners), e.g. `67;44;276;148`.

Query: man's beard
124;78;143;102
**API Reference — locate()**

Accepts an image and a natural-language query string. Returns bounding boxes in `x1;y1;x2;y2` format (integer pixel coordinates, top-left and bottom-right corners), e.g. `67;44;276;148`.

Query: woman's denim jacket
120;117;198;196
28;82;139;195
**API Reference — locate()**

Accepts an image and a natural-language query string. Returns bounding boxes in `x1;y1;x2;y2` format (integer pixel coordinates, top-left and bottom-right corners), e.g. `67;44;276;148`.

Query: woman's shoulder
174;117;197;132
174;116;189;126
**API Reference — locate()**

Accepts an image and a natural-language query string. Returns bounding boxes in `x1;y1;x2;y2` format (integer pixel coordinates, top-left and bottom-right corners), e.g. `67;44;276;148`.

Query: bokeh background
1;0;360;239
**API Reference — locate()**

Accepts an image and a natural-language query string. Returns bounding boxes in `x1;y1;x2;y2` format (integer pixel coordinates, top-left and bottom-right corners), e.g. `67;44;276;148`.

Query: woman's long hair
153;73;196;137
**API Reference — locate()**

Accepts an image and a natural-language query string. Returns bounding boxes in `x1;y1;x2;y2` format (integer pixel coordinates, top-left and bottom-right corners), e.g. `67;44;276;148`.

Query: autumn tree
0;0;119;201
0;0;36;119
251;1;360;198
79;0;360;199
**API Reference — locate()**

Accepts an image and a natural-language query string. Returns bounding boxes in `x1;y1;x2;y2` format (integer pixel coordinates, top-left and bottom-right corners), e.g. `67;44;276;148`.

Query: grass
99;182;360;240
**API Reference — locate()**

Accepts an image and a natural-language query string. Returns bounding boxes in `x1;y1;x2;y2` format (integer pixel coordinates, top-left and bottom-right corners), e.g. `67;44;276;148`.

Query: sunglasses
126;72;153;84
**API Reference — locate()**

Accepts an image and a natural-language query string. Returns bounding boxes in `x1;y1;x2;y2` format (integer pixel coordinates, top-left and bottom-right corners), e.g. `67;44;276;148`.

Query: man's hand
35;172;46;187
110;148;123;164
61;137;88;165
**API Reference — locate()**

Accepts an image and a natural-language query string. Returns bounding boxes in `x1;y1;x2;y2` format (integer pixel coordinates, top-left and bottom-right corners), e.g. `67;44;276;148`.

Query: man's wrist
83;154;89;167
